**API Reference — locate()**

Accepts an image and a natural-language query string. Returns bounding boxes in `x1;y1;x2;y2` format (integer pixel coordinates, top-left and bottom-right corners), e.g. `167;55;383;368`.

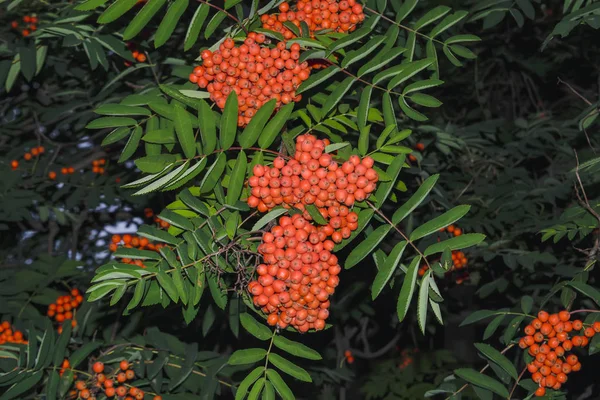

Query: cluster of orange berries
344;350;355;364
247;135;378;332
398;348;416;370
59;359;73;377
109;234;166;268
190;33;311;127
247;135;378;243
143;208;171;228
0;321;27;345
92;159;107;174
10;15;38;37
518;310;600;397
408;142;425;162
261;0;365;39
125;42;147;66
10;146;46;170
67;360;162;400
46;289;83;332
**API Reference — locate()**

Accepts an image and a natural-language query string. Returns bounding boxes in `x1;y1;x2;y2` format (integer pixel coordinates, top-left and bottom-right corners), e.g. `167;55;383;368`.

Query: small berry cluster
190;33;311;127
109;234;167;268
10;15;38;37
125;42;147;66
408;142;425;162
260;0;365;39
59;359;72;377
60;166;76;175
0;321;27;345
518;310;600;397
398;348;416;370
344;350;355;364
46;289;83;332
92;159;107;174
247;135;378;244
66;360;162;400
11;146;45;170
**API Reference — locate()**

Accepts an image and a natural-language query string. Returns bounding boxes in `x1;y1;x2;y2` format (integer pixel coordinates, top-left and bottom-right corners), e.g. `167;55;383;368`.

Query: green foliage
1;0;600;399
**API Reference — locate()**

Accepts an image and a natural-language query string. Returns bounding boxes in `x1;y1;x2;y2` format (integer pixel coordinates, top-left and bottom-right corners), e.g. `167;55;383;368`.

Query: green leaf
95;104;151;116
414;5;451;30
266;369;295;400
305;204;328;225
345;225;392;269
98;0;138;24
101;127;130;146
358;47;406;77
262;381;275;400
173;103;196;159
199;153;226;193
423;233;486;256
273;336;322;360
235;367;264;400
269;353;311;382
568;282;600;305
240;99;277;148
399;96;428;121
296;66;340;94
220;91;239;150
403;79;444;95
409;205;471;241
207;273;227;309
154;0;189;48
387;59;433;89
19;46;36;81
52;323;72;365
198;99;217;153
374;155;405;207
127;280;146;311
454;368;509;397
157;271;179;302
417;269;431;333
372;241;408;299
227;151;248;205
322;77;355;116
118;126;143;163
184;4;210;51
87;116;137;129
397;259;420;323
252;208;288;231
205;11;227;38
240;313;272;340
123;0;167;40
249;378;266;399
461;310;503;326
259;102;294;148
392;174;439;224
0;370;43;400
138;224;179;244
76;0;109;11
326;26;371;55
357;85;372;130
429;11;469;38
228;348;267;365
135;154;177;173
409;93;443;107
474;343;518;380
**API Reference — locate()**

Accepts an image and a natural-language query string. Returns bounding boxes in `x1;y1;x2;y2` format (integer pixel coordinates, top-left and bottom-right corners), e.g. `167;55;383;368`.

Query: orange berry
558;310;570;321
92;361;104;373
120;360;129;370
537;311;549;322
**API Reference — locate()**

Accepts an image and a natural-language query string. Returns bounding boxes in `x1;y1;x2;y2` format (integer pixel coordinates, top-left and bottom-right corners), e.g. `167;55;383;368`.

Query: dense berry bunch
247;134;378;242
10;15;38;37
247;135;379;332
46;289;83;331
248;213;340;332
109;234;166;268
66;360;162;400
190;33;311;127
59;359;71;377
518;310;600;397
261;0;365;39
0;321;27;345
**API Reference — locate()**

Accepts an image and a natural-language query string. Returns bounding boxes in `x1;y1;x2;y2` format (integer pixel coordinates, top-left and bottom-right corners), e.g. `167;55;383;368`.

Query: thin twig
196;0;248;34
